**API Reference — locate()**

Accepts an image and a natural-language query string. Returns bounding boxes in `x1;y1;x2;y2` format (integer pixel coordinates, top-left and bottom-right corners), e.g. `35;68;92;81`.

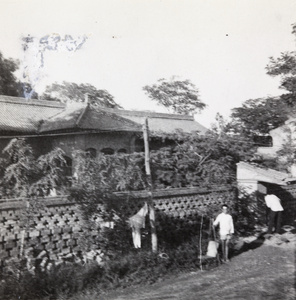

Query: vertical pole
199;214;203;270
20;200;29;257
143;118;158;253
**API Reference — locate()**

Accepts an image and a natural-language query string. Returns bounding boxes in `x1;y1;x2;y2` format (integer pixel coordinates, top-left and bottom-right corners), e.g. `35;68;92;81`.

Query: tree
0;138;67;198
0;51;21;96
230;96;295;135
150;129;255;188
230;23;296;136
0;138;35;197
143;78;206;115
42;81;122;108
0;51;38;98
266;23;296;105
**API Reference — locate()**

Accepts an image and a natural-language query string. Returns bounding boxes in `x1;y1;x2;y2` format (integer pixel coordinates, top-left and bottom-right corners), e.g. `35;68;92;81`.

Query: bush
0;234;217;300
0;257;103;300
234;190;266;235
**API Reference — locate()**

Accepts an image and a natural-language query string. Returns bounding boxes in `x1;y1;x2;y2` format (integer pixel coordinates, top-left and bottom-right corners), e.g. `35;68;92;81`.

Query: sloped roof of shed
237;162;296;185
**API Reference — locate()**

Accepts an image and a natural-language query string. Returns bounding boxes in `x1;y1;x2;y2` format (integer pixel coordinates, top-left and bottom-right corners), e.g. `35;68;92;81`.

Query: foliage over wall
0;130;255;228
0;138;68;199
150;129;255;188
68;128;254;227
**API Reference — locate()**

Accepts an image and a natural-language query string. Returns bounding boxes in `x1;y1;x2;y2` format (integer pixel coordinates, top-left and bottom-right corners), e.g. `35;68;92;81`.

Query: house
256;117;296;176
0;95;207;175
256;118;296;159
237;118;296;206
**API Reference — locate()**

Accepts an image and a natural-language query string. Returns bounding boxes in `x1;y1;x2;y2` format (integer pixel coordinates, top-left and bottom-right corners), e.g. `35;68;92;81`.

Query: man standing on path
213;204;234;262
264;192;284;234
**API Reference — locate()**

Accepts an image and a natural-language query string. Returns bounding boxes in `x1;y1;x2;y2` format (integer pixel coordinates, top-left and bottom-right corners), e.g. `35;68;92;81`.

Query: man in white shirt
264;193;284;234
213;204;234;262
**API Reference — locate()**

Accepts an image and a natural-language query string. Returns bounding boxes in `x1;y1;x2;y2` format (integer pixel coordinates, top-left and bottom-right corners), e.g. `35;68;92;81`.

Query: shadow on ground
230;233;266;258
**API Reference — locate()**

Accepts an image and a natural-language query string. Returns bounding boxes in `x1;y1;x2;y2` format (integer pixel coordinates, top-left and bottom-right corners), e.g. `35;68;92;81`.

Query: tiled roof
0;96;206;135
0;96;143;134
80;106;143;132
0;96;63;133
41;104;142;132
39;103;86;132
103;109;208;134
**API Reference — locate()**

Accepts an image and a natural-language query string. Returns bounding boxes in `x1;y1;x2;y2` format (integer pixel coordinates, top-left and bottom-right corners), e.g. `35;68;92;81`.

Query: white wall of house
257;125;290;158
237;164;260;195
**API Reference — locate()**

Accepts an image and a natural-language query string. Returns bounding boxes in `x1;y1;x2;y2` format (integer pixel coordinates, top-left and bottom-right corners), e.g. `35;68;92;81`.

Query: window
118;148;127;154
254;135;273;147
86;148;97;158
101;148;114;155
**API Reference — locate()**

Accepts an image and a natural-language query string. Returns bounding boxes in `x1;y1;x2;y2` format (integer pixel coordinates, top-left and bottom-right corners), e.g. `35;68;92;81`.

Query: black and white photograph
0;1;296;299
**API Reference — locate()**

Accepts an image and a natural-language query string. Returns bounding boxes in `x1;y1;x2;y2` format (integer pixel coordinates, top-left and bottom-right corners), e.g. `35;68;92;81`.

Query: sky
0;0;296;128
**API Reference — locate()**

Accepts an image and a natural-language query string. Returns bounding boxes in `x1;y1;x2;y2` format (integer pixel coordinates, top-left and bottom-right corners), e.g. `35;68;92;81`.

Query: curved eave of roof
0;123;38;134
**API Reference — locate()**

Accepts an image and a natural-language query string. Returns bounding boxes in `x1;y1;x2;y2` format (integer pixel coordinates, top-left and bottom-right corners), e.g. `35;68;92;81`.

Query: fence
0;186;236;267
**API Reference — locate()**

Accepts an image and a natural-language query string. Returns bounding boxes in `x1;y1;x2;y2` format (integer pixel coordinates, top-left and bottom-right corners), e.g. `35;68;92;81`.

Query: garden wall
0;186;236;268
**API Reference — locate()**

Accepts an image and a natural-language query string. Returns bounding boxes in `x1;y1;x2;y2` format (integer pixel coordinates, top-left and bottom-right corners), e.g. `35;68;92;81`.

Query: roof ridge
0;95;65;108
76;103;90;127
100;107;195;120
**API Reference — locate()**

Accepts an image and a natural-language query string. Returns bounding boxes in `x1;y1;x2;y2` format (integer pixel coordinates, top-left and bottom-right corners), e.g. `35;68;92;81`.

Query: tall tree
230;96;295;135
0;138;67;198
230;23;296;136
266;23;296;105
0;51;21;96
143;78;206;115
150;129;255;188
0;51;38;98
42;81;122;108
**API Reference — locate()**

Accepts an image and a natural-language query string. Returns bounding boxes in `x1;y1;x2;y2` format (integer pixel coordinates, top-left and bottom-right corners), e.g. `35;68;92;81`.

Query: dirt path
102;241;295;300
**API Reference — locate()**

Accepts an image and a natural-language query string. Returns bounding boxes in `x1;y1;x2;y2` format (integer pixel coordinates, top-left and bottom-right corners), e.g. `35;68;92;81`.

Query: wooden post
143;118;158;253
20;199;29;257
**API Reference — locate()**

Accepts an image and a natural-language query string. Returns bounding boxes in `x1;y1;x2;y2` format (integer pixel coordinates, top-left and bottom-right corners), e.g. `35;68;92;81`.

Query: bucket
206;240;219;257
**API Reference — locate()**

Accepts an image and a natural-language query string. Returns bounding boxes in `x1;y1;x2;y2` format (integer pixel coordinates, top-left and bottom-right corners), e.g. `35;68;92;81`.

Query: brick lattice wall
0;187;236;267
0;197;87;267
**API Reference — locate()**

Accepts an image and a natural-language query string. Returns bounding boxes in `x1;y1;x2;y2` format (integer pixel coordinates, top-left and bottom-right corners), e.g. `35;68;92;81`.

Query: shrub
0;257;103;300
0;234;217;300
234;190;266;235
